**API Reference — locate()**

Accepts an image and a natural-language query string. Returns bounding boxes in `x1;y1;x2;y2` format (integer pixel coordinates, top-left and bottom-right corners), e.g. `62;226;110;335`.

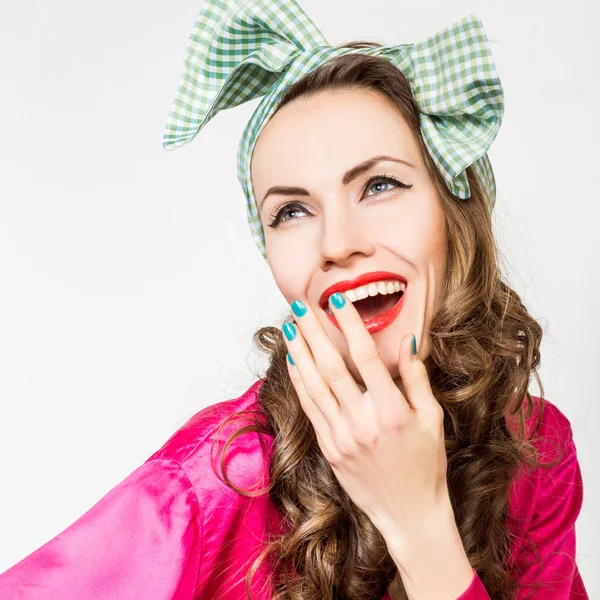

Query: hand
282;292;450;555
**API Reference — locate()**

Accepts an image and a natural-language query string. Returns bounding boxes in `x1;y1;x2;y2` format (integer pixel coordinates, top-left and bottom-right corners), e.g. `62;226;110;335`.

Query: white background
1;0;598;594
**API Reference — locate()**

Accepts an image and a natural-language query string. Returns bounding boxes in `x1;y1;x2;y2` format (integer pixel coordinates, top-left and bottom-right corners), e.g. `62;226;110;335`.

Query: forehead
250;88;420;186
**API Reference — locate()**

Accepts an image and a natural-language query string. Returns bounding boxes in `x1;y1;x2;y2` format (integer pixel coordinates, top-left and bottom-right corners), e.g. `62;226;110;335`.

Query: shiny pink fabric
0;379;588;599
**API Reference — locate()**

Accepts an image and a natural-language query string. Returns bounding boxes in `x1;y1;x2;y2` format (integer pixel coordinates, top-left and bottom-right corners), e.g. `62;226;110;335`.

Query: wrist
383;494;458;563
384;499;474;600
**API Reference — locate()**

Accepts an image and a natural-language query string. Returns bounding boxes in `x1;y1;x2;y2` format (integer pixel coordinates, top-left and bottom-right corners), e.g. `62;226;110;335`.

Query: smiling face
251;88;448;391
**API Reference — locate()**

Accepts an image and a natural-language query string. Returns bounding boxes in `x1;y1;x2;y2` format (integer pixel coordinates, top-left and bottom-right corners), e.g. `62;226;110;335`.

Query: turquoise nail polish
287;352;294;365
283;322;296;341
291;300;307;317
330;292;346;309
412;334;417;355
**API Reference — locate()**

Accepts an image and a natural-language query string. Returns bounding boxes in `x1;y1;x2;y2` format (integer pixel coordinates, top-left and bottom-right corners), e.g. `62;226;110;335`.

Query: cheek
378;204;446;269
428;217;448;288
268;259;309;306
266;231;319;302
263;225;303;271
408;195;446;262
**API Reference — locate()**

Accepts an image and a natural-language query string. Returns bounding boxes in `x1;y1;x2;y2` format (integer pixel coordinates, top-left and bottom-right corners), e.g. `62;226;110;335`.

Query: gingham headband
162;0;504;261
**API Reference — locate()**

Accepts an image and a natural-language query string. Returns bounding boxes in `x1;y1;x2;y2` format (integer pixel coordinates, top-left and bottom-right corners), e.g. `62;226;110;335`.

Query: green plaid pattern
162;0;504;261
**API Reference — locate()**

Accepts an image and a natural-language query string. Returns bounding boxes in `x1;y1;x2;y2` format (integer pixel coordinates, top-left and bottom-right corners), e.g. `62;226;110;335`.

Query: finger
397;333;440;418
289;299;362;415
328;292;406;412
282;319;341;426
285;351;335;455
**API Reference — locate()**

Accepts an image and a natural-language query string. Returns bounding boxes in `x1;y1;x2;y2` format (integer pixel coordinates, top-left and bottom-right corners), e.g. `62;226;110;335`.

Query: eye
266;173;412;229
267;202;309;229
364;174;411;198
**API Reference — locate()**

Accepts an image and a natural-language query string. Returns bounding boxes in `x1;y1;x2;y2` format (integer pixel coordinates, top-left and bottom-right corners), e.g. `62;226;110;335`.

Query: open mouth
323;289;405;321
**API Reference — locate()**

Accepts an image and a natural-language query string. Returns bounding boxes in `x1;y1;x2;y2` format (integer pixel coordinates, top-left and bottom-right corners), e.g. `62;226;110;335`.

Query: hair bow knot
163;0;504;261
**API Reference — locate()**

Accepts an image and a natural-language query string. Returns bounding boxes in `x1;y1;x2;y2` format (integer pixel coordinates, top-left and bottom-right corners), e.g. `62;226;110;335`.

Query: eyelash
267;173;412;229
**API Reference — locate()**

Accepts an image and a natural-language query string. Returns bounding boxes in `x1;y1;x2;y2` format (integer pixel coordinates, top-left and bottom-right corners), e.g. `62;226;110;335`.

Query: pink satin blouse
0;379;588;599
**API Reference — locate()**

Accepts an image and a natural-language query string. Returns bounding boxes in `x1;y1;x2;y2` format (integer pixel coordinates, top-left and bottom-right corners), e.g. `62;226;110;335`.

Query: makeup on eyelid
267;173;413;228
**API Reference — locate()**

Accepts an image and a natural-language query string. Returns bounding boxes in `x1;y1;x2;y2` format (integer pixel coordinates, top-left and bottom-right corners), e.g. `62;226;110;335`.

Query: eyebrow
258;155;415;213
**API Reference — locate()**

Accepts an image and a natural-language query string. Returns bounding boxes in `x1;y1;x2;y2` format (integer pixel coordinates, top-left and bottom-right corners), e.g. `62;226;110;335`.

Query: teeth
326;279;406;310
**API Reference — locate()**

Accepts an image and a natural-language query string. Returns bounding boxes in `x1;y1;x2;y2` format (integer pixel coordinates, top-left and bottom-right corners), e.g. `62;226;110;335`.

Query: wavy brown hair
210;43;564;600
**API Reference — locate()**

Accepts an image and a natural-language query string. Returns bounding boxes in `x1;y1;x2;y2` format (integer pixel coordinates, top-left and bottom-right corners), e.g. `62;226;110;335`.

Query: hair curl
210;43;562;600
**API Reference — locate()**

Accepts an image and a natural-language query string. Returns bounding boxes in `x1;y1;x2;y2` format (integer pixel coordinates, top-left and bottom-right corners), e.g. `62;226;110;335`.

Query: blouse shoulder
506;395;587;598
144;378;282;599
529;395;574;445
508;394;574;447
508;394;578;514
146;378;272;493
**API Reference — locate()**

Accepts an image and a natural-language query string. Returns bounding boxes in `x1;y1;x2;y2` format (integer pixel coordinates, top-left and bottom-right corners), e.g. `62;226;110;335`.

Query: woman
0;1;588;599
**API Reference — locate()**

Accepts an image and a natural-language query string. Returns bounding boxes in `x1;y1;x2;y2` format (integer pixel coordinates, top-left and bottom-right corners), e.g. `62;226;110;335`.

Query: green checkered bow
162;0;504;261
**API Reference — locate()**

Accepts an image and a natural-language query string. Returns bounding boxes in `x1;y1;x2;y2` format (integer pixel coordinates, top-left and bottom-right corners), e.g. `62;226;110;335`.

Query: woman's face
251;88;447;392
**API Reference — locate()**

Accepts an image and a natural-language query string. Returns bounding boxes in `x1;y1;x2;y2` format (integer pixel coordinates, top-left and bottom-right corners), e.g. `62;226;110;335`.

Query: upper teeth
329;279;406;305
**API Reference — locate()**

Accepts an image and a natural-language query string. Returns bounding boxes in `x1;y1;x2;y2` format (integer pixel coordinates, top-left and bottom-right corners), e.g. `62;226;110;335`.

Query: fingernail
291;300;307;317
330;292;346;309
282;322;296;341
411;334;417;356
287;352;294;365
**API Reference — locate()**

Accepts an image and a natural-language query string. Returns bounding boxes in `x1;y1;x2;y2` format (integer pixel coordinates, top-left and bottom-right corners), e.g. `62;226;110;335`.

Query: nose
318;204;375;268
